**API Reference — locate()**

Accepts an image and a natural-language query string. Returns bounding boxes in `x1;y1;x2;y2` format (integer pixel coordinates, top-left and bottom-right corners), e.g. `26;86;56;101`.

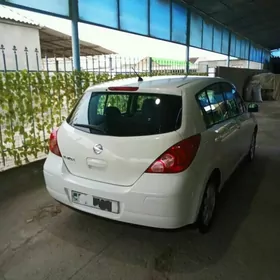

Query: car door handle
215;135;223;142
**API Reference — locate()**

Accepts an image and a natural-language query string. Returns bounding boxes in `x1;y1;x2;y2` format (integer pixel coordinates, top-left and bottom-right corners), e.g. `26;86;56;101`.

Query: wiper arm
73;123;106;134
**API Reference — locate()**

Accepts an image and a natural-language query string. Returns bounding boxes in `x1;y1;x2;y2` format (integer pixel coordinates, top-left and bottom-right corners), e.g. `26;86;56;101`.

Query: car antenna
132;67;143;82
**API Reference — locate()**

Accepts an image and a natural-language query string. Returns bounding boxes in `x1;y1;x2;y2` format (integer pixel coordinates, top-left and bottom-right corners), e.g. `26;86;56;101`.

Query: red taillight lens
108;86;139;91
49;128;61;157
146;134;201;174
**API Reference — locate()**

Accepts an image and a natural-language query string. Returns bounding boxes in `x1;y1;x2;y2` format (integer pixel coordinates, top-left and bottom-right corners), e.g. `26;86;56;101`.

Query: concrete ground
1;101;280;280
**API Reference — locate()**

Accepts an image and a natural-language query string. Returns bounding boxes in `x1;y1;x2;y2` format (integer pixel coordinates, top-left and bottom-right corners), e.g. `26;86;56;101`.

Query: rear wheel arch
208;168;222;190
196;168;221;232
195;167;222;221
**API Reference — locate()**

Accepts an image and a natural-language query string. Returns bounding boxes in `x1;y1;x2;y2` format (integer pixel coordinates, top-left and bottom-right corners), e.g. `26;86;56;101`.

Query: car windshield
67;92;182;137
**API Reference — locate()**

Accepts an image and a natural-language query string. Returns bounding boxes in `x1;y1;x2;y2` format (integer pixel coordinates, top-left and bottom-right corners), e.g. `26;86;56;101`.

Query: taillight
49;128;61;157
146;134;201;174
108;86;139;91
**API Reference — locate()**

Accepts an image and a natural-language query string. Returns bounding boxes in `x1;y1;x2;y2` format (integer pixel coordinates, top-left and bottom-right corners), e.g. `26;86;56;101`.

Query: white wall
0;21;41;71
197;59;263;72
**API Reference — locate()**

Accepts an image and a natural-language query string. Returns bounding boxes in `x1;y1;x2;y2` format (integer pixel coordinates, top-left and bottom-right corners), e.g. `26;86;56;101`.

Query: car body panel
58;122;182;186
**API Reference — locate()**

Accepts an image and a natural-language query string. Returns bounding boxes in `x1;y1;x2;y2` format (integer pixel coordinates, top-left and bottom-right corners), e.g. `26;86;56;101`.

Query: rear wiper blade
73;123;106;134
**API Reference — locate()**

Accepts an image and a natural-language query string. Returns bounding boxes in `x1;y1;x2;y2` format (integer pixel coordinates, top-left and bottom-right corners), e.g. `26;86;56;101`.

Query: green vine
0;70;207;168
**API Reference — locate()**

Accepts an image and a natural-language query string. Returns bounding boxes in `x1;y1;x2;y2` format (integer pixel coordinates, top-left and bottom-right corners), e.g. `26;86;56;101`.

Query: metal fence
0;45;209;171
0;44;208;74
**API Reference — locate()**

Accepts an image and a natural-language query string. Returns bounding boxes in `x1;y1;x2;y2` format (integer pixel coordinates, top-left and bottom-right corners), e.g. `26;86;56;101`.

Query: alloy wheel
201;184;216;227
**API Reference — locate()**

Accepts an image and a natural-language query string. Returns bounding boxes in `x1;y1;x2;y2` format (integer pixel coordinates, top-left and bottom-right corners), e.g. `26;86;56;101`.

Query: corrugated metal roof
181;0;280;50
0;5;38;26
40;26;115;57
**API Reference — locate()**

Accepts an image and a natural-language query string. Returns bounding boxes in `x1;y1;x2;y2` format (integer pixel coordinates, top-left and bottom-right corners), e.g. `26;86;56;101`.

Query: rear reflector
49;128;61;157
108;86;139;91
146;134;201;173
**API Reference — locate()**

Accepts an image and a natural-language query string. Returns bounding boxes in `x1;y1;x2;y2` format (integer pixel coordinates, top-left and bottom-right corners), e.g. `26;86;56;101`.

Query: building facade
0;5;42;71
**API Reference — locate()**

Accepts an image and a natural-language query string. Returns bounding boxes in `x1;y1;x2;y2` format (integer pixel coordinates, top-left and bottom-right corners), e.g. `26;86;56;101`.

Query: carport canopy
40;27;115;58
1;0;276;70
182;0;280;50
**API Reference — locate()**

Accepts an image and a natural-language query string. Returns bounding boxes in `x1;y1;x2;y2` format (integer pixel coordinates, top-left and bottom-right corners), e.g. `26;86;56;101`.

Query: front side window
197;83;247;128
68;92;182;137
235;93;246;113
198;91;214;127
221;83;240;117
206;84;228;123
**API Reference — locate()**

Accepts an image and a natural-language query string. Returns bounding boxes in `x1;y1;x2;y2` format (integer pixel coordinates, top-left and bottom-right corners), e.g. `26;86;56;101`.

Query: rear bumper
43;153;200;229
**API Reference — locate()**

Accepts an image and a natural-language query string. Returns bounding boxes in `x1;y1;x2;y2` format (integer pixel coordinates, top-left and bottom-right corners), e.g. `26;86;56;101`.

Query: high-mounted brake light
49;128;61;157
146;134;201;174
107;86;139;91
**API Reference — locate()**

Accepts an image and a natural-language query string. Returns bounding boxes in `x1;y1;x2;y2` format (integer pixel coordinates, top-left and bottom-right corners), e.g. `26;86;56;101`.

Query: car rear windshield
67;92;182;137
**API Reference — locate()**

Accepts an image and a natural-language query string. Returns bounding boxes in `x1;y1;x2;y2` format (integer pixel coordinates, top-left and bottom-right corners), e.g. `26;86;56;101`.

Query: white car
44;75;258;232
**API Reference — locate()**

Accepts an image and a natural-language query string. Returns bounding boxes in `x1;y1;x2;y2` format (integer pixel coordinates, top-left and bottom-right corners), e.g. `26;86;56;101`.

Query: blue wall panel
190;12;203;48
235;36;241;59
202;20;213;51
256;49;262;63
79;0;118;28
119;0;148;35
244;41;250;60
171;2;187;44
250;45;256;62
263;51;271;64
221;29;229;55
250;46;263;63
213;26;222;53
2;0;69;16
150;0;170;40
262;51;269;63
230;33;236;57
240;40;247;59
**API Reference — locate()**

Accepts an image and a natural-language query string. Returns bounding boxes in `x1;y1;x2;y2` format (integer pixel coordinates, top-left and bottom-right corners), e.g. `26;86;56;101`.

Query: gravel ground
0;101;280;280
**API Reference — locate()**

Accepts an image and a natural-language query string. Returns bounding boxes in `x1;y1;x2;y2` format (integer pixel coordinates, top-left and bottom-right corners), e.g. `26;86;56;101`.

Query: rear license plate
71;191;119;214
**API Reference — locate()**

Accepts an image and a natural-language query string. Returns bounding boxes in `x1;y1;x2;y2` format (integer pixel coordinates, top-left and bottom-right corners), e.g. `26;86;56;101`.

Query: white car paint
44;75;257;229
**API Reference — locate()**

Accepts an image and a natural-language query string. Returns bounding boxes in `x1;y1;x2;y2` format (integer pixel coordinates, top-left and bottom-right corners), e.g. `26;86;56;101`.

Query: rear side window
67;92;182;137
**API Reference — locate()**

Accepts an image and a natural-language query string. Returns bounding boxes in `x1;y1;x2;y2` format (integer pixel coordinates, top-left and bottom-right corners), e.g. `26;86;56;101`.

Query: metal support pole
148;57;152;76
13;45;19;71
45;54;49;72
185;47;190;74
1;45;7;72
35;48;40;71
248;42;251;69
227;32;231;67
226;55;230;67
70;0;80;71
24;47;29;71
260;49;264;70
185;9;191;74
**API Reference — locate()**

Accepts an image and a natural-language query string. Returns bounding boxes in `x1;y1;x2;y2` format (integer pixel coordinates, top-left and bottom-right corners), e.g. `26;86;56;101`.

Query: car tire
247;131;257;162
197;181;217;234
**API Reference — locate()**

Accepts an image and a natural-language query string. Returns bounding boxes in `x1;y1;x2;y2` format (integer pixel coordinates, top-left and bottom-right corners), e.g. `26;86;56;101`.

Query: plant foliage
0;70;207;168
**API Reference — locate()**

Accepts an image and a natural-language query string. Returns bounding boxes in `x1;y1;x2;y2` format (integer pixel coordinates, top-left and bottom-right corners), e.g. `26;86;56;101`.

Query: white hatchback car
44;75;258;232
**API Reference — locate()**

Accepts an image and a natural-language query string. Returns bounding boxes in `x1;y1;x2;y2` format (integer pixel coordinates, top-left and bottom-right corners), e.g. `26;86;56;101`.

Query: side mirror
248;103;259;113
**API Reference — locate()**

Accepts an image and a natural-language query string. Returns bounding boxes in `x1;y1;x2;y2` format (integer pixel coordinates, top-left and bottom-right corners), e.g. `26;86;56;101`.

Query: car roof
87;75;230;96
